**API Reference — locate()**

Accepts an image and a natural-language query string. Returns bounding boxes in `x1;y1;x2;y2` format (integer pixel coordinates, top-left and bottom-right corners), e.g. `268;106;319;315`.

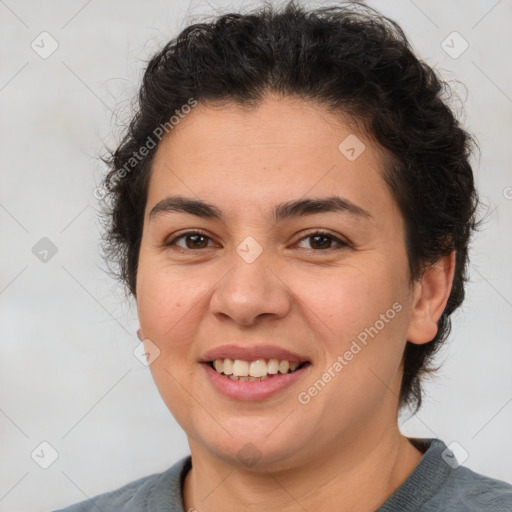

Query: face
136;95;417;470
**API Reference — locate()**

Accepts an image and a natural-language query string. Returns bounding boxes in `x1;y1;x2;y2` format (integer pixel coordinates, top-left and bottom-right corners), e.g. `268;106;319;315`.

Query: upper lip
200;344;310;363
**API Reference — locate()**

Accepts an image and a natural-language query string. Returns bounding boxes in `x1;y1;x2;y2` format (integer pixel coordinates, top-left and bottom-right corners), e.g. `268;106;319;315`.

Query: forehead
146;95;398;225
154;95;371;162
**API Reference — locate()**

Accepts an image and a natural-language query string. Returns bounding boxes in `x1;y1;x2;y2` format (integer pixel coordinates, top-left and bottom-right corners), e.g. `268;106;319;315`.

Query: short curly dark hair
100;0;479;414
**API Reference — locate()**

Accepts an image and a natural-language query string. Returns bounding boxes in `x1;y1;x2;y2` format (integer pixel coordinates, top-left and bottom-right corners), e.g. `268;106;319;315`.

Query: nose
209;252;292;327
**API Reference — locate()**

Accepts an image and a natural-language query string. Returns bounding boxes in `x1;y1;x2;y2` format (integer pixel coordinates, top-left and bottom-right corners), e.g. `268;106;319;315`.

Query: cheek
295;263;402;337
136;259;202;352
293;264;409;388
137;249;189;308
135;261;206;426
136;254;240;381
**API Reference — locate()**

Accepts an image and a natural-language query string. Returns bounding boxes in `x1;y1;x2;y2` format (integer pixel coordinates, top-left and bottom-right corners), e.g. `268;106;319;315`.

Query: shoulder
52;456;191;512
415;439;512;511
53;473;159;512
428;463;512;511
379;438;512;512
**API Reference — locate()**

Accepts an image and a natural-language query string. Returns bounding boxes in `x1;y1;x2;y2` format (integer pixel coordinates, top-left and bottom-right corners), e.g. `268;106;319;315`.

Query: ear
406;251;456;345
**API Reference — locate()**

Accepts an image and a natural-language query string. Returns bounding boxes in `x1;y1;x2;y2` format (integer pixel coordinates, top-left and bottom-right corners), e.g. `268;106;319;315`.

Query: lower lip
200;363;312;401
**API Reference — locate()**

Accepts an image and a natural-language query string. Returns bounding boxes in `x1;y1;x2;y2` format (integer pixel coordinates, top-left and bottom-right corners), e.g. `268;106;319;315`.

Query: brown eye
309;234;333;250
296;231;349;251
166;232;213;250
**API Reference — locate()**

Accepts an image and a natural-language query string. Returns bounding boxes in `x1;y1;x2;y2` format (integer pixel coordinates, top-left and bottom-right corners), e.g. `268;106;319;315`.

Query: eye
166;231;216;250
295;230;349;251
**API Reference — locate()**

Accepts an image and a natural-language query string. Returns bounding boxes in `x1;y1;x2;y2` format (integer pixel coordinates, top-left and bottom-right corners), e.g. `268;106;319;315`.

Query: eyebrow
148;195;372;223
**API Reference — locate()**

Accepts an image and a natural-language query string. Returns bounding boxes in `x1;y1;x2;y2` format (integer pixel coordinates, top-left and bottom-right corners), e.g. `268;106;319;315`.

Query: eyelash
165;229;350;252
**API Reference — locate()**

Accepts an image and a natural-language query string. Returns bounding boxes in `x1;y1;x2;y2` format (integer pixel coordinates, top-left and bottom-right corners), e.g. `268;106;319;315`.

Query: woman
56;1;512;510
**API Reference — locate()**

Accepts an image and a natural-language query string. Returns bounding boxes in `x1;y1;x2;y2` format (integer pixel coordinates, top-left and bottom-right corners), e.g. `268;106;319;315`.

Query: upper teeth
212;358;301;377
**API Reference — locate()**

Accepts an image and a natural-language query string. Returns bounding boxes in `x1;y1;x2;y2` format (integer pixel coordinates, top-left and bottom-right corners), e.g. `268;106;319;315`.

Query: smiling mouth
207;358;311;382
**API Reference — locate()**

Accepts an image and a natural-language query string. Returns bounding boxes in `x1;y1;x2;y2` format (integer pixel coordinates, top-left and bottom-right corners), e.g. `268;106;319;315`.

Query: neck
183;426;423;512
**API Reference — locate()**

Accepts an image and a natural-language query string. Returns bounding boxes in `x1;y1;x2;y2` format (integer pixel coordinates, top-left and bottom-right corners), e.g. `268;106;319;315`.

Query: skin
136;94;455;511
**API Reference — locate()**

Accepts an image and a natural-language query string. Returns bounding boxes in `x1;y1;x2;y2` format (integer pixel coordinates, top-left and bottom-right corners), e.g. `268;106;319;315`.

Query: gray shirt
54;438;512;511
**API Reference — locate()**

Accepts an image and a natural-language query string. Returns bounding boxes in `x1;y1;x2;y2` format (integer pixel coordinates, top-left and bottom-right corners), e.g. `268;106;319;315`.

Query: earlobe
406;251;456;345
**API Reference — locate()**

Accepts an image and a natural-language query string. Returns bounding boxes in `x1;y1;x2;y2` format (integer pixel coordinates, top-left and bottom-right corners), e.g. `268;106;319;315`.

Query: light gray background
1;0;511;510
